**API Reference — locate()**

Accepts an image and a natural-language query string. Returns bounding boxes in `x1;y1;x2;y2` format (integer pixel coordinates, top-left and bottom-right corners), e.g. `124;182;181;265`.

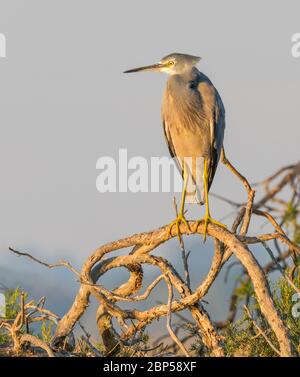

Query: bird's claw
196;214;227;242
168;213;190;241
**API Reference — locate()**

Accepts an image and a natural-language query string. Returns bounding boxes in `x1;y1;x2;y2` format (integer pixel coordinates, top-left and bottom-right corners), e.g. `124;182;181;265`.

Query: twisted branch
4;158;299;357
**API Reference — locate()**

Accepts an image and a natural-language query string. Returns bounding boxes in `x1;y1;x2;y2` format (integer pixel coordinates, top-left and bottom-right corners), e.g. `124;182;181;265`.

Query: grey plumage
162;64;225;203
124;52;225;205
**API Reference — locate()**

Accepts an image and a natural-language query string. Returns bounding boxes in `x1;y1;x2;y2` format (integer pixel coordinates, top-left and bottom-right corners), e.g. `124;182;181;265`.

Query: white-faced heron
124;53;226;240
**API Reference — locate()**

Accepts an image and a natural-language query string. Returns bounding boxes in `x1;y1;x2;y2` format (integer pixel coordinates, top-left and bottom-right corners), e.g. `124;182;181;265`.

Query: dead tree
6;155;300;357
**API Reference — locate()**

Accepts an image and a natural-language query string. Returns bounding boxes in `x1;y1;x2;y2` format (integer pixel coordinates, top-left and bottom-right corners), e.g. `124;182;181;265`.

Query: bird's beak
123;63;166;73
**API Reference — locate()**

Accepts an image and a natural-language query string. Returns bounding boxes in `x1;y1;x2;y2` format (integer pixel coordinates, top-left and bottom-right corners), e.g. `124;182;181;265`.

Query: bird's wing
207;92;225;191
161;71;225;197
162;119;183;178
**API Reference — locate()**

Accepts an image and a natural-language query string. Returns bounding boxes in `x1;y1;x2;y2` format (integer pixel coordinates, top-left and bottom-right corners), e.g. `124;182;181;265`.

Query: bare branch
164;276;190;357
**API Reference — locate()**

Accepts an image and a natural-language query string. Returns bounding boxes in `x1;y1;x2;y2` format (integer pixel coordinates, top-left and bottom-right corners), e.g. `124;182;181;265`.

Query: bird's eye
168;61;175;66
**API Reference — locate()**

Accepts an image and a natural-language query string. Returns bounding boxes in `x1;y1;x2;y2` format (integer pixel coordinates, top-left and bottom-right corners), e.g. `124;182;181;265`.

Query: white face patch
158;61;177;75
159;67;175;74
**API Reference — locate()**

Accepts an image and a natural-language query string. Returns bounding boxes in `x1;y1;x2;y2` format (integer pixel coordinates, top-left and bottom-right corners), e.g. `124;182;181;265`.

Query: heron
124;53;226;240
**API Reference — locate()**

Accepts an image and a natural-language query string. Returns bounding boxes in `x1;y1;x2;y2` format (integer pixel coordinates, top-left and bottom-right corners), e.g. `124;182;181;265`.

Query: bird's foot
168;213;190;241
196;214;226;242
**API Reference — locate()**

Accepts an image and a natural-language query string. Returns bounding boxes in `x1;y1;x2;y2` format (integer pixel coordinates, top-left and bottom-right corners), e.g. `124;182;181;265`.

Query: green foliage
223;322;273;356
219;271;300;357
283;202;299;225
235;278;254;301
293;224;300;246
116;331;151;357
0;287;55;347
39;321;55;343
283;202;300;245
0;327;9;345
0;287;25;345
273;271;300;352
5;287;27;320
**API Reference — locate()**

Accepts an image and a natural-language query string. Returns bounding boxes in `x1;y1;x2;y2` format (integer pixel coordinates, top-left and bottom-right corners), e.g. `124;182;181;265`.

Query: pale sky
0;0;299;339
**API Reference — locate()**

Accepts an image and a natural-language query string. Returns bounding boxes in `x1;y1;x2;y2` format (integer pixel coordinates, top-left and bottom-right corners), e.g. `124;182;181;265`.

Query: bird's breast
162;86;212;160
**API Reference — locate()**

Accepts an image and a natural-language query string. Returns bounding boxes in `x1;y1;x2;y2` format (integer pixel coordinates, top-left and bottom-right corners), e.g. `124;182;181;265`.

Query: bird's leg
168;164;190;240
197;159;226;242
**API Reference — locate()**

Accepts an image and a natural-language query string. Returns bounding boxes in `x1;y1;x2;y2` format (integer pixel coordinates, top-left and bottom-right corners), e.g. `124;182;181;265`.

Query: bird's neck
168;67;198;83
167;67;199;89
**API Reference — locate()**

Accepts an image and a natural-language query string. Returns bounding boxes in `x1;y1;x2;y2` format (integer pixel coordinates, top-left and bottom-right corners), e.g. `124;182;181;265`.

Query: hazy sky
0;1;299;339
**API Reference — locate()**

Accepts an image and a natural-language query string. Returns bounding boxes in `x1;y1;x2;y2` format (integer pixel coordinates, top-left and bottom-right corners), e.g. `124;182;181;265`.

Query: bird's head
124;53;201;75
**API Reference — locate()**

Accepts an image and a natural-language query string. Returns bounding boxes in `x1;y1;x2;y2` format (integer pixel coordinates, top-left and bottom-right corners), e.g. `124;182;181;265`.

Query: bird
124;53;226;240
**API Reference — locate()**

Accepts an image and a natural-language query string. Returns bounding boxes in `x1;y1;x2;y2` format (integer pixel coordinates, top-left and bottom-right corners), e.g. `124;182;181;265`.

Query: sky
0;0;299;341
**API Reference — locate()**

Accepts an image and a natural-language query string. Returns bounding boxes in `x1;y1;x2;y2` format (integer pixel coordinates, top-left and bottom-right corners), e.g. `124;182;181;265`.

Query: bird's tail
186;186;204;205
185;157;205;205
